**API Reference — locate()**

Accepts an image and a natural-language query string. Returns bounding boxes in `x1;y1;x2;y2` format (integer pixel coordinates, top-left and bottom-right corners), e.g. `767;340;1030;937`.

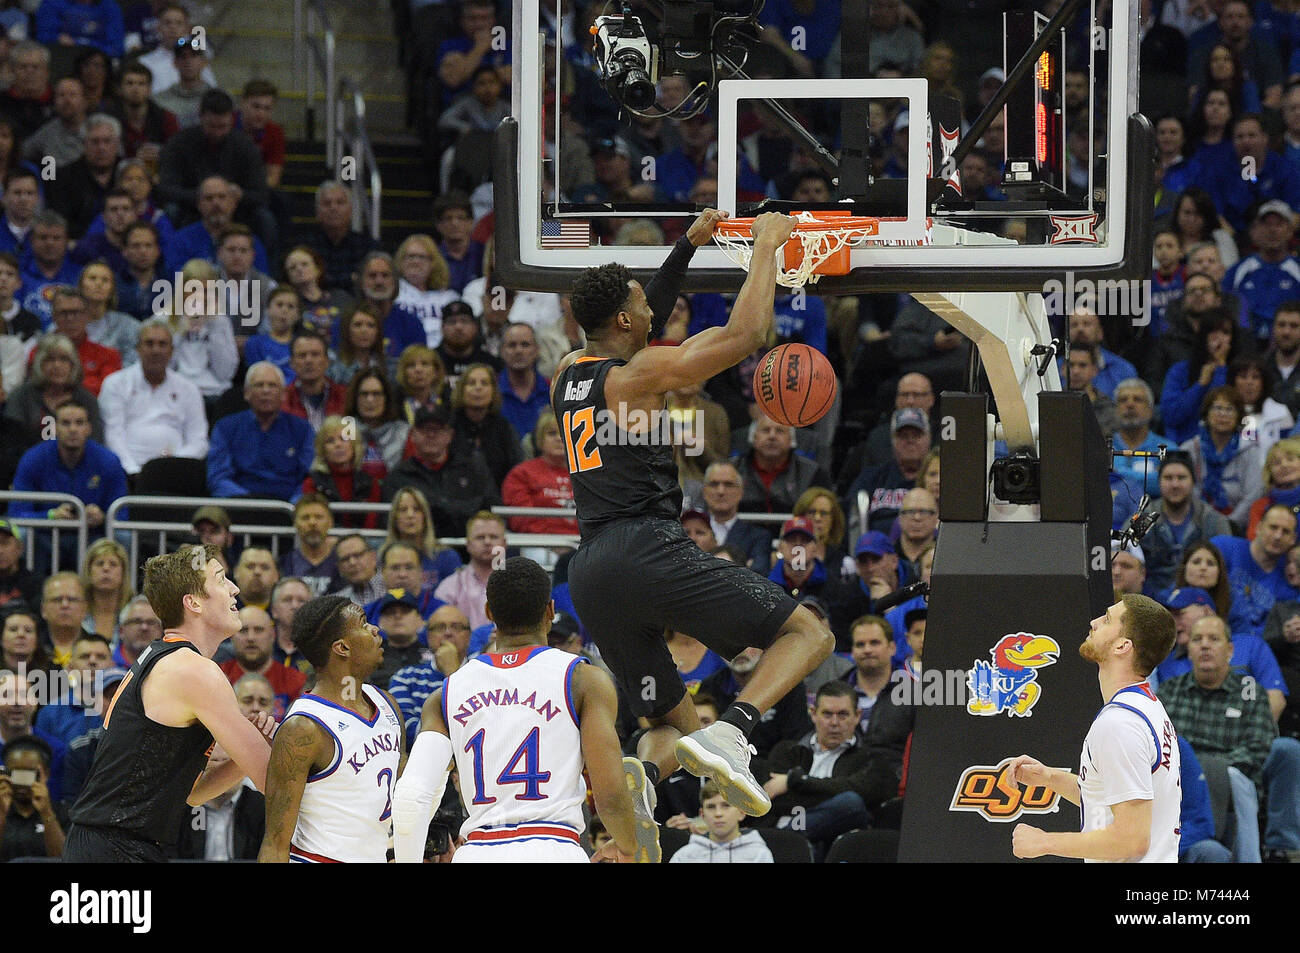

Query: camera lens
621;71;657;109
1005;463;1029;492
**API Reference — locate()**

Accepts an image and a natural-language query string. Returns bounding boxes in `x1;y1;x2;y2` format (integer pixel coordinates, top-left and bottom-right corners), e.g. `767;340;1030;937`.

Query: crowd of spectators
4;0;1300;861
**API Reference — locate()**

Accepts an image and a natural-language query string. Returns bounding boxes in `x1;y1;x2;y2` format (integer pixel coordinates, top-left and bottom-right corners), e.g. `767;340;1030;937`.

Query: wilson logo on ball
759;354;776;403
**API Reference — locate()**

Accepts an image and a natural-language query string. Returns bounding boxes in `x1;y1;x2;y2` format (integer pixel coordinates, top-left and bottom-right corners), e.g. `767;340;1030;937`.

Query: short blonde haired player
63;544;276;862
1009;594;1180;863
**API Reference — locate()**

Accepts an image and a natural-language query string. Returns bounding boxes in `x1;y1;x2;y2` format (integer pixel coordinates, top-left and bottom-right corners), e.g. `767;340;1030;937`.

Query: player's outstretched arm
1007;754;1081;806
641;209;728;337
1013;798;1152;861
573;664;640;860
615;212;795;396
391;689;455;863
166;656;274;800
257;715;333;862
189;711;276;805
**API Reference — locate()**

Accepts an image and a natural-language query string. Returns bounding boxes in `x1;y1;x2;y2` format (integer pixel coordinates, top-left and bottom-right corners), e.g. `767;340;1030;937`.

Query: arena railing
106;497;298;590
335;502;582;549
293;0;336;165
0;491;88;574
293;0;383;242
106;498;586;586
338;78;383;240
104;495;794;588
733;512;792;525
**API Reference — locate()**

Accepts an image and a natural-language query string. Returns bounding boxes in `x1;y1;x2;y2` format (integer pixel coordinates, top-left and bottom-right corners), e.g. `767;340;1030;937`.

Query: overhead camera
592;1;761;117
593;11;660;112
991;451;1041;505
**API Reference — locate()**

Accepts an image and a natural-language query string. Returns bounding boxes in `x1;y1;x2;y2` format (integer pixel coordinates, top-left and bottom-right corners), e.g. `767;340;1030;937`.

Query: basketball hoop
713;210;882;288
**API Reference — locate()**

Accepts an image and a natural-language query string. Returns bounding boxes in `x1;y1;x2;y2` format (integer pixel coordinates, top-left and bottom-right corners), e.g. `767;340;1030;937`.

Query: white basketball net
713;211;881;288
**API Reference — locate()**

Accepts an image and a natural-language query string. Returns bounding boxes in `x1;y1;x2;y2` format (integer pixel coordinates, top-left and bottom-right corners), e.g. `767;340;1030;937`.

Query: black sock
642;761;661;786
719;702;761;738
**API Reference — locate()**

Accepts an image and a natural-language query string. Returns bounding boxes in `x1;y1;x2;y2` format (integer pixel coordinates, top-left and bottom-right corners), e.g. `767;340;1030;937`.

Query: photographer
0;735;67;860
422;791;467;864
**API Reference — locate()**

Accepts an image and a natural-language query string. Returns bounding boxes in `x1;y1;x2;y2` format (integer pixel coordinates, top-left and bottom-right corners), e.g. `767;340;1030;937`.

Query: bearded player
550;210;834;817
1009;594;1181;862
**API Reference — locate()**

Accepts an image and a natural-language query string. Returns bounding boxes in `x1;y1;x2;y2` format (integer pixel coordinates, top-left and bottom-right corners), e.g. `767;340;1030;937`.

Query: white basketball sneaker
621;757;661;863
674;721;771;817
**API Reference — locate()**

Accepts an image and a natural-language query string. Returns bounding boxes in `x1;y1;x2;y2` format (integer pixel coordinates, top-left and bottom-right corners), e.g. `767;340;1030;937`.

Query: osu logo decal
950;759;1062;822
966;633;1059;717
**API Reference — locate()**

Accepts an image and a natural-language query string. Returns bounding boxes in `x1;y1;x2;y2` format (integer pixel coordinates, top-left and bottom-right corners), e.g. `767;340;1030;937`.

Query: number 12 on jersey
562;408;603;473
465;727;552;804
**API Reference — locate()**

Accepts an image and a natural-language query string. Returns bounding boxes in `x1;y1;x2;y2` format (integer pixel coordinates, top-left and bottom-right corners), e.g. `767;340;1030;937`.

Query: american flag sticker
540;219;590;247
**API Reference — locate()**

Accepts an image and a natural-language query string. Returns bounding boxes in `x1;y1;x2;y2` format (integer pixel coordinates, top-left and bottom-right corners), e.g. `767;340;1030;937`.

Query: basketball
752;343;837;428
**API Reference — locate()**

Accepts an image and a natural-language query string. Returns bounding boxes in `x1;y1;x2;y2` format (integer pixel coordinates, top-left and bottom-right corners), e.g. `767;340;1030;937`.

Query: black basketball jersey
552;356;683;537
70;637;215;846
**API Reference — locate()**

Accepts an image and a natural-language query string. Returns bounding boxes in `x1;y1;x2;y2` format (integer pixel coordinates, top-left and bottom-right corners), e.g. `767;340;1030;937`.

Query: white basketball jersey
1079;681;1181;864
284;684;403;863
442;646;589;850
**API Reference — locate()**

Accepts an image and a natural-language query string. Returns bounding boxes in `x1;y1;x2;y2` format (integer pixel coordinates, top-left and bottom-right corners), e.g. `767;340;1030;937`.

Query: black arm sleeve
643;237;698;339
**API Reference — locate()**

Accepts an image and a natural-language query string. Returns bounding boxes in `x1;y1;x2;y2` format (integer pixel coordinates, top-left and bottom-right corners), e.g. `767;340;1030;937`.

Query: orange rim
714;214;880;235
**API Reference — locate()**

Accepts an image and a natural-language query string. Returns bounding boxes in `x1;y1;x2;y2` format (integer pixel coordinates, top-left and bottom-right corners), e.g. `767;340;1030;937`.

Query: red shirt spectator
280;331;346;429
500;415;578;534
237;82;285;188
27;328;122;397
220;657;307;722
243;117;286;169
281;377;347;425
302;465;383;529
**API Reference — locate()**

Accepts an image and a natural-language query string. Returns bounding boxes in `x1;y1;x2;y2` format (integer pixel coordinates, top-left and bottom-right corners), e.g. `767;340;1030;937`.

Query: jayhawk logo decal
966;633;1060;717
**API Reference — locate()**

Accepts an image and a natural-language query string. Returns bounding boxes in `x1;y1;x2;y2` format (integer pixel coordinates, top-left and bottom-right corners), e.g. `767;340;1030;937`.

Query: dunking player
392;557;652;862
551;211;834;816
258;596;405;863
1010;594;1181;862
64;545;276;862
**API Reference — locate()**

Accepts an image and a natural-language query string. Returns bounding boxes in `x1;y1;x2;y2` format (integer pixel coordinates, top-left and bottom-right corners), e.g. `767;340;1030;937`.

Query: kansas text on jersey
284;684;403;863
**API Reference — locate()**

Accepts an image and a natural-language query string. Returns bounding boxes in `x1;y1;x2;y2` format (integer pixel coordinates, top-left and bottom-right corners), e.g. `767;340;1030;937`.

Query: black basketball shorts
567;517;799;719
63;824;169;863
